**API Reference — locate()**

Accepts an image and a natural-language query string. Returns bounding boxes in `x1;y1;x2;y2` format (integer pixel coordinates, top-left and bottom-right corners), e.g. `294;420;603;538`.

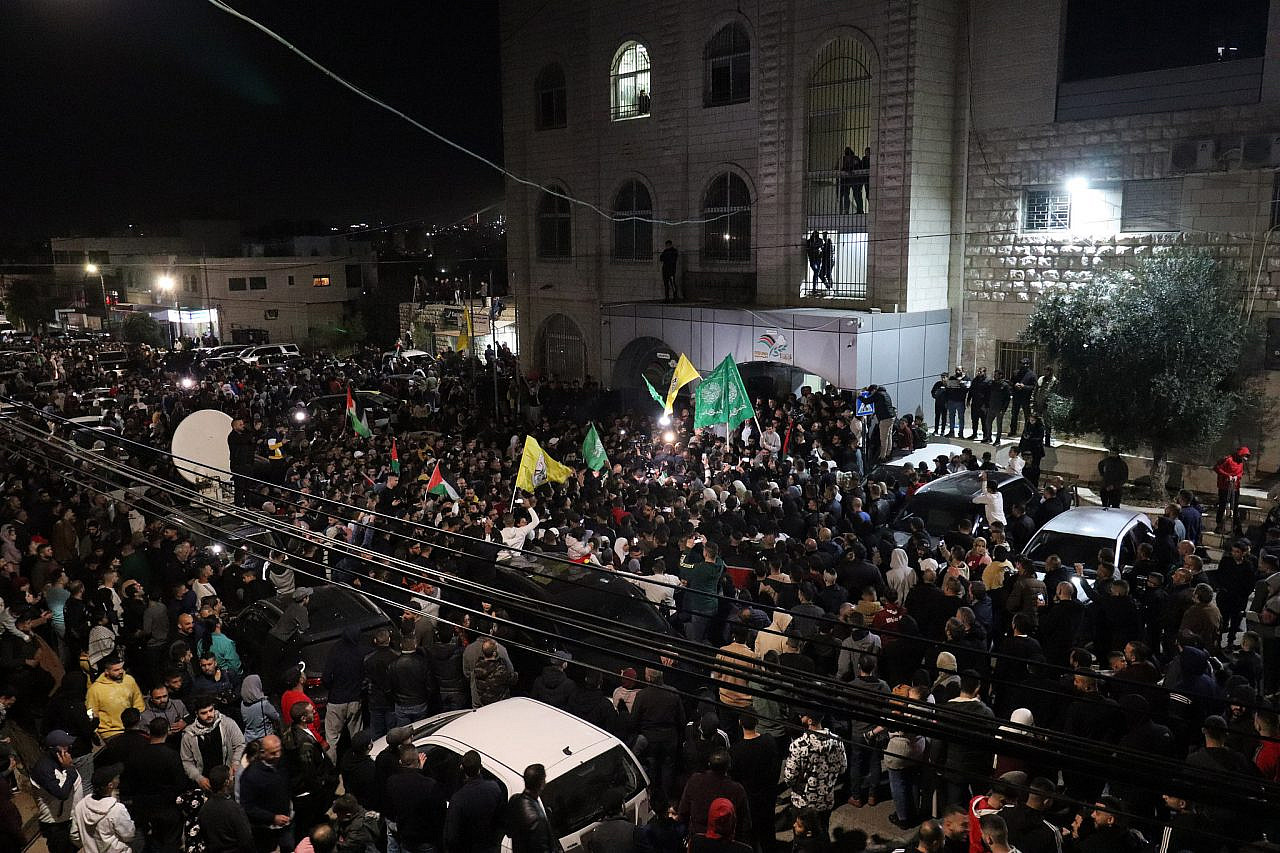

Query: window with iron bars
1022;189;1071;231
610;42;651;121
995;341;1044;380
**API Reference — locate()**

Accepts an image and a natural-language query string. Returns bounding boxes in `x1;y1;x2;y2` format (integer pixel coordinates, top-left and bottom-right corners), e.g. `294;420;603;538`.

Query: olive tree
1020;250;1261;495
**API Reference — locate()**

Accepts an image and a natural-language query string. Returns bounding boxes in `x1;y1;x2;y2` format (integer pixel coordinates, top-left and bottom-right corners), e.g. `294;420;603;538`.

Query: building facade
501;0;1280;451
50;230;378;345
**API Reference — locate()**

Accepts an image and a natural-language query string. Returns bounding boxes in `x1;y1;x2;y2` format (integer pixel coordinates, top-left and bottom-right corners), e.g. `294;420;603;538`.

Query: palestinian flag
346;386;372;438
390;438;401;475
425;462;459;500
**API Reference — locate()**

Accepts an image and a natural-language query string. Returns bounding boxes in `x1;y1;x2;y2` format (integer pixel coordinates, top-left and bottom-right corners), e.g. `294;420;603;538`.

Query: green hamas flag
582;423;609;471
693;355;756;430
643;375;664;407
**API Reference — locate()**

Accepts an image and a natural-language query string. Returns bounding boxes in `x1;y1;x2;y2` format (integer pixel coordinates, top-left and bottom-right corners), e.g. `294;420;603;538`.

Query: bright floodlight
84;262;99;275
156;274;176;291
663;430;675;443
1065;175;1089;194
659;414;671;426
180;377;195;390
293;410;308;422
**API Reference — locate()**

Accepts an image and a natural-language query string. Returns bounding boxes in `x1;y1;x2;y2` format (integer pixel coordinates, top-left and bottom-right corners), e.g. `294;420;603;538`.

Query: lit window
249;276;267;290
705;23;750;107
611;42;651;121
535;64;567;130
313;275;331;287
612;180;653;261
702;173;751;263
537;185;572;259
1023;190;1071;231
228;277;247;292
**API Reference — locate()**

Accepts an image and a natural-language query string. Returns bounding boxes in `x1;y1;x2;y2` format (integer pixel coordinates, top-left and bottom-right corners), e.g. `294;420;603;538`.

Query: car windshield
1025;531;1113;569
894;495;977;537
543;745;646;837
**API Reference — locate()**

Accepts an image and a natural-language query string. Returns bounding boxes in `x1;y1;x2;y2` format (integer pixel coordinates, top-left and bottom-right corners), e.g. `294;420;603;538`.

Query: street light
1065;175;1089;194
156;274;176;292
84;262;106;319
83;262;99;275
156;274;178;346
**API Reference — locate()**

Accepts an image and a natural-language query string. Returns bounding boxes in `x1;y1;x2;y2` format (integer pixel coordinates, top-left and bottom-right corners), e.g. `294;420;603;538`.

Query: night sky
0;0;503;241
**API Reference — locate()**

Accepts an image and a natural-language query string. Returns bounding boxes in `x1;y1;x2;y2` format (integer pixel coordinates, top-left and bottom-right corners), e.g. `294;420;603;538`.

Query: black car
227;585;398;708
889;470;1036;549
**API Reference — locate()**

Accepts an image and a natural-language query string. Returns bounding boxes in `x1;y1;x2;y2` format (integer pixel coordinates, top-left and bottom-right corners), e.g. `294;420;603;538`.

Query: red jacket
1214;452;1245;491
1256;740;1280;781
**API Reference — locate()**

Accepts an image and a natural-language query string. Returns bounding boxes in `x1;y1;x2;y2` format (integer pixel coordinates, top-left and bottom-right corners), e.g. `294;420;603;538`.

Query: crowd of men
0;334;1277;853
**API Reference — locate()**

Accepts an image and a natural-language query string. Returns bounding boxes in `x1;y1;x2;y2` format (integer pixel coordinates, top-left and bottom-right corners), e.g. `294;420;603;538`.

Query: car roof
874;444;966;472
913;470;1023;497
428;698;616;777
1036;506;1150;539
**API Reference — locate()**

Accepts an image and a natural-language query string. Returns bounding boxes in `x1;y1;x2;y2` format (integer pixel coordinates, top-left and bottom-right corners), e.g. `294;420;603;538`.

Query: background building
50;224;378;344
500;0;1280;451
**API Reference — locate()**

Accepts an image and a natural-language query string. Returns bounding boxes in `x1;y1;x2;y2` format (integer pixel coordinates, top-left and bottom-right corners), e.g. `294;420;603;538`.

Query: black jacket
388;648;438;709
239;761;292;828
200;793;255;853
530;665;577;711
363;645;400;709
322;628;368;705
385;769;447;849
444;777;506;853
505;791;557;853
630;685;684;744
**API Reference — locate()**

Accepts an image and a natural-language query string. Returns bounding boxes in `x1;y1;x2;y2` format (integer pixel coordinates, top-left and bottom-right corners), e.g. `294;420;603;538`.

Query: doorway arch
612;336;675;389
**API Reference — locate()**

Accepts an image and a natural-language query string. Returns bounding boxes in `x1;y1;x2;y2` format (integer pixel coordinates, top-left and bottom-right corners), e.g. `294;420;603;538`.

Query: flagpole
509;486;518;514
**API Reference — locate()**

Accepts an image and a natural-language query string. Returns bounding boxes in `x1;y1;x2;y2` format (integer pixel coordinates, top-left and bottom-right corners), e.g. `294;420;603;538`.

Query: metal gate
539;313;586;381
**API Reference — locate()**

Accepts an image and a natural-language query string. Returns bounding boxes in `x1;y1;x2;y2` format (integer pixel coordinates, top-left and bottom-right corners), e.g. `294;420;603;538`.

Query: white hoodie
72;795;136;853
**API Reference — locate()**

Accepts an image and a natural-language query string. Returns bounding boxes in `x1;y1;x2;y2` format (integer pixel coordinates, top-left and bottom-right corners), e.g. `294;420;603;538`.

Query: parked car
370;698;650;853
240;343;301;365
227;585;398;709
889;470;1036;549
1022;506;1155;597
867;443;966;485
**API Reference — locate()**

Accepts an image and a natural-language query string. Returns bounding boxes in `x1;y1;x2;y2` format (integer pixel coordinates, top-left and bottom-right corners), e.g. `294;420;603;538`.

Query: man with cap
968;772;1021;853
374;726;413;812
1213;446;1250;534
71;762;136;853
33;729;82;853
263;587;311;692
340;729;378;810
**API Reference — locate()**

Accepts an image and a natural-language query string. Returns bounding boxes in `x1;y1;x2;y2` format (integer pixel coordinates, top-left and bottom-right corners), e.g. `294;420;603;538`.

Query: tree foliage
3;278;53;331
120;312;166;348
1020;251;1260;468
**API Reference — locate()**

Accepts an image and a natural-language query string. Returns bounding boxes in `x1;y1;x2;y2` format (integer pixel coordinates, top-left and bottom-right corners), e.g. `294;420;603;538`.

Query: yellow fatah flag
456;307;475;353
664;353;701;416
515;436;573;492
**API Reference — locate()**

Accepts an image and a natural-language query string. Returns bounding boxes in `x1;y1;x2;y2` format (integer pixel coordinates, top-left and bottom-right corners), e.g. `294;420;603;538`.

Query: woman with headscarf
992;707;1037;777
239;674;280;742
930;651;960;704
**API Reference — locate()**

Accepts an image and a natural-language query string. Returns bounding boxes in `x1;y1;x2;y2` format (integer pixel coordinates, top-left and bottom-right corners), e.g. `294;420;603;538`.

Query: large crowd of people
0;334;1278;853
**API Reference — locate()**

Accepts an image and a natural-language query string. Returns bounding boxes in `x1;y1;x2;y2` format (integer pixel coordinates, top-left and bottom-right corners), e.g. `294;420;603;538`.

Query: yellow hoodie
86;673;144;739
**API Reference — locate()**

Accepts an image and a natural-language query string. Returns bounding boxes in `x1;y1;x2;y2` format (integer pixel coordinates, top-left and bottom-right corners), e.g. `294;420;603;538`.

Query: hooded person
320;626;367;762
71;763;136;853
239;674;281;742
688;797;752;853
886;547;916;602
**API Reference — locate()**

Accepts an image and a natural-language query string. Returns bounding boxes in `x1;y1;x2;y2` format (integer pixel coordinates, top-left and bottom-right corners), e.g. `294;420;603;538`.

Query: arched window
612;180;653;261
803;36;874;298
535;64;566;130
536;185;572;259
539;313;586;381
611;41;651;120
704;22;750;107
702;173;751;263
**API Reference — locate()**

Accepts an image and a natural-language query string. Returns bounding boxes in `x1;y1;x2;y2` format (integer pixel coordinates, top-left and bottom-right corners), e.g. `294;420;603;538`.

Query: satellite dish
172;409;234;486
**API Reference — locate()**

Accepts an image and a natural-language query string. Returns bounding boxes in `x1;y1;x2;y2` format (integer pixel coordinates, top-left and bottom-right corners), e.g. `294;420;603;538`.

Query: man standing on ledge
660;240;679;302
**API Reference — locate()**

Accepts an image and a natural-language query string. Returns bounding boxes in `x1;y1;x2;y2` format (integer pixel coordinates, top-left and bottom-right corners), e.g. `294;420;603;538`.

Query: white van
370;698;651;852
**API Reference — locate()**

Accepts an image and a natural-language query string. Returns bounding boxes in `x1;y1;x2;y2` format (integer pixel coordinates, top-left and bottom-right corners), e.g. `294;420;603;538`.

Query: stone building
500;0;1280;440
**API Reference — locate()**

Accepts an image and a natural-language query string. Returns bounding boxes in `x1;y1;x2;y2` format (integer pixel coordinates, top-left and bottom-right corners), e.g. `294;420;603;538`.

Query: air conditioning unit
1170;139;1217;173
1241;134;1280;168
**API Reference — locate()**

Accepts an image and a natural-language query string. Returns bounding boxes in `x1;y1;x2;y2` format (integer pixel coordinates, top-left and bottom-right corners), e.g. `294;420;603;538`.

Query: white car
371;698;651;852
1023;506;1155;599
867;442;966;483
239;343;301;365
